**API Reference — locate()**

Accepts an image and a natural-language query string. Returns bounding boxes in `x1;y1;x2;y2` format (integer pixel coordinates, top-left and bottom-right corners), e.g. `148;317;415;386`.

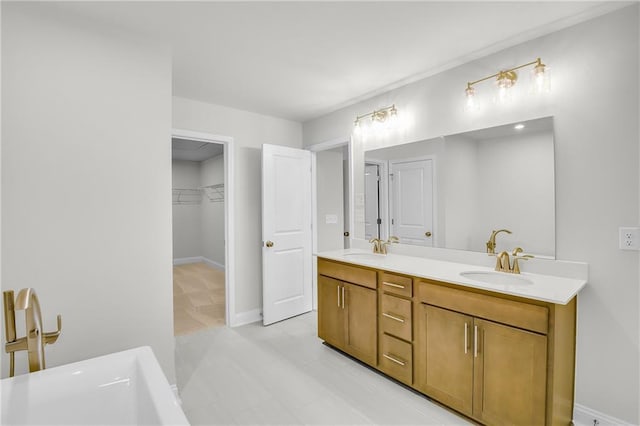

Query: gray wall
171;155;225;266
316;150;344;252
172;160;203;259
303;6;639;422
200;154;225;267
1;4;175;381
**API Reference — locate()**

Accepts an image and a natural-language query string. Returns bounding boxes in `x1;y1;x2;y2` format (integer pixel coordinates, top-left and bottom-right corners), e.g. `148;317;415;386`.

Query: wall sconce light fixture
353;104;398;134
465;57;549;110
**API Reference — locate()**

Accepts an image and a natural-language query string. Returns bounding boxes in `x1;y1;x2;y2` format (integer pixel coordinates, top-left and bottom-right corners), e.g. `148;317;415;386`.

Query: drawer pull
382;281;405;289
383;353;406;366
382;312;405;323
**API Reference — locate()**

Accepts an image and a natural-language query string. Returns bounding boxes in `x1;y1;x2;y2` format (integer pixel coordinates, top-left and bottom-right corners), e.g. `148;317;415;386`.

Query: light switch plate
325;214;338;224
619;227;640;250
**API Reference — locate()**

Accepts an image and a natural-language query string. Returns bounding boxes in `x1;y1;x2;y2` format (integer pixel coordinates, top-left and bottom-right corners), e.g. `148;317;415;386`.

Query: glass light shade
464;86;479;112
531;63;551;94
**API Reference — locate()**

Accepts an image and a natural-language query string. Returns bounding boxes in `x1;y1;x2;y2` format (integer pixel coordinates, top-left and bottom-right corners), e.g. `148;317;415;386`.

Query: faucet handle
43;314;62;345
512;254;533;274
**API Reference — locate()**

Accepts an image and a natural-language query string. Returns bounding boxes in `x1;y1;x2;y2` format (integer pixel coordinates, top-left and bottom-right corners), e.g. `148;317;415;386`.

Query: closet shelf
172;188;202;205
201;183;224;203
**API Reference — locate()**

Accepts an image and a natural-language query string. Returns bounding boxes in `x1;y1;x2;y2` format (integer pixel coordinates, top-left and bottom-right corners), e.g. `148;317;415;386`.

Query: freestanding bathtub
1;346;189;425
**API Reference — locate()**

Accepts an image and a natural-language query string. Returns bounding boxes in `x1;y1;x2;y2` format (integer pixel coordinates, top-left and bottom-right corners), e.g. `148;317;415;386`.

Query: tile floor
173;262;226;336
175;311;472;425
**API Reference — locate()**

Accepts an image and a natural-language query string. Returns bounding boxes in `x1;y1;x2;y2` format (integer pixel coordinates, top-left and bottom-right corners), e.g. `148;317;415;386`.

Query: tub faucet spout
3;288;62;376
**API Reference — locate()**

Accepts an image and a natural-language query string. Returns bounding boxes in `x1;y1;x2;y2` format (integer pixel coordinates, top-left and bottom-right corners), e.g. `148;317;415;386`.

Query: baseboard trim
173;256;202;265
232;309;262;327
173;256;225;270
202;257;225;271
574;403;632;426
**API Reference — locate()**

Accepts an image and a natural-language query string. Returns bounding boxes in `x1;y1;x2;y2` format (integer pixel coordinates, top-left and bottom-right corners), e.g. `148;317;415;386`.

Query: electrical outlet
619;227;640;250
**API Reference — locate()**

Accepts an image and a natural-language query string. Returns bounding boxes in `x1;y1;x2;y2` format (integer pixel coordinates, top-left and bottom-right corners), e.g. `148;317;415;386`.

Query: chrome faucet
486;229;512;254
3;288;62;376
369;236;399;254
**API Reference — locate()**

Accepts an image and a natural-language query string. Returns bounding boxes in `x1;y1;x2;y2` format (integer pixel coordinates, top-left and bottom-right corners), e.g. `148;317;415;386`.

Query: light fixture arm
466;58;544;89
354;104;397;124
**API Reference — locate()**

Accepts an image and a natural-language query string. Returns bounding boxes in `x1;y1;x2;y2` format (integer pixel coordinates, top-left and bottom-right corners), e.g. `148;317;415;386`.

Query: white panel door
262;144;312;325
390;159;434;246
364;163;380;240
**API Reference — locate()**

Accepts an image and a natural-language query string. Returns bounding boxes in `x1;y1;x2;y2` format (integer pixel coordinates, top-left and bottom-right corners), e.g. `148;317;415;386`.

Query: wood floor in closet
173;262;225;336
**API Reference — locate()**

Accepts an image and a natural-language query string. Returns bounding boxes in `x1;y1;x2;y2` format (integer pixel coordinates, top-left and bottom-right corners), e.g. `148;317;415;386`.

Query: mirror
354;117;555;258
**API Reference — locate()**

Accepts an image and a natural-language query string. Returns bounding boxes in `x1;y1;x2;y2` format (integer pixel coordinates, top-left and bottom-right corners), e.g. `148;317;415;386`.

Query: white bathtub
1;346;189;425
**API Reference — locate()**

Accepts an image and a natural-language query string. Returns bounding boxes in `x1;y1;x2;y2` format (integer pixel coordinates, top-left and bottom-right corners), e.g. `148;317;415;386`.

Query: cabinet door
317;276;344;348
417;304;474;416
473;318;547;425
343;282;377;366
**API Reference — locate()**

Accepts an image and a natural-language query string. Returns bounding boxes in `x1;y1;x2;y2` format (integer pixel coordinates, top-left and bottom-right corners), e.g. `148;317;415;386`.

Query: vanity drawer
318;258;376;290
380;294;412;341
379;272;413;298
380;334;413;386
418;281;549;334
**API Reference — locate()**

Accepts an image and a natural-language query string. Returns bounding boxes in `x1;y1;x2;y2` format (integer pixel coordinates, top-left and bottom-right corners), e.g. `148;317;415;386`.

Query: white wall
443;135;478;252
303;6;639;422
172;160;203;259
173;97;302;320
1;4;175;381
316;150;344;252
200;154;225;267
475;131;554;255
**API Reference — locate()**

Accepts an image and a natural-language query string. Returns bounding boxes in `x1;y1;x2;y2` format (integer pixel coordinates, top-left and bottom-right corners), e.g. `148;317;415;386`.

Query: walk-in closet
171;137;226;336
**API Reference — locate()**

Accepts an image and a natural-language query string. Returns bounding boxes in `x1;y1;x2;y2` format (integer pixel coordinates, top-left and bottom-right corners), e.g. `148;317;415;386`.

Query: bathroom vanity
316;249;586;426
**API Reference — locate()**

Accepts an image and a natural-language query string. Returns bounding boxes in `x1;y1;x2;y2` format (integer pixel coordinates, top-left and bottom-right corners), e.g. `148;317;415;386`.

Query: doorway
170;129;235;334
311;139;350;310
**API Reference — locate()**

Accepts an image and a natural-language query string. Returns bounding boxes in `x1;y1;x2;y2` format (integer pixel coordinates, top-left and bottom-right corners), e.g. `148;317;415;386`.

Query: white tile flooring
175;311;472;425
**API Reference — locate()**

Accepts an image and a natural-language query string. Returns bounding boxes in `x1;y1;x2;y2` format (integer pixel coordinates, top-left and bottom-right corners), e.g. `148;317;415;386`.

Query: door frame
308;136;351;310
171;128;236;327
363;158;388;241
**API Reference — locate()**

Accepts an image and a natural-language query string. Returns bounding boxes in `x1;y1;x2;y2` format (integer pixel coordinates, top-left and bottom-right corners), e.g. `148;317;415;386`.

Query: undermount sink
460;270;533;286
342;252;386;261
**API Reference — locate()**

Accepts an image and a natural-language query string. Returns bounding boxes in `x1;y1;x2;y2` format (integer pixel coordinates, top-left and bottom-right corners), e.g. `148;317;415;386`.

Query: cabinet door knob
425;231;432;237
265;240;274;248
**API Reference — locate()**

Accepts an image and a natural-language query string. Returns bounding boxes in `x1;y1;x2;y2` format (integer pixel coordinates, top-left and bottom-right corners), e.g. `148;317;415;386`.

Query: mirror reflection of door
364;163;381;240
390;159;434;246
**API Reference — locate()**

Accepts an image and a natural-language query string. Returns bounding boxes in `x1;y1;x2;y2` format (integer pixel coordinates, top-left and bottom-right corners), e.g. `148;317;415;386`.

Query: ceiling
172;138;224;161
47;1;628;123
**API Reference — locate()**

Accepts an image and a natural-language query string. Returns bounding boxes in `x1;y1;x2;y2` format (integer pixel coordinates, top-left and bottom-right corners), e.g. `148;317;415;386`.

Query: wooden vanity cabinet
317;257;577;425
317;259;377;366
416;280;575;426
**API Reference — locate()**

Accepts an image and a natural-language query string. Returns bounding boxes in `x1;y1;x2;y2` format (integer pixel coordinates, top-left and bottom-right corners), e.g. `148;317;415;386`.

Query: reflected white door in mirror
389;158;434;246
356;116;555;258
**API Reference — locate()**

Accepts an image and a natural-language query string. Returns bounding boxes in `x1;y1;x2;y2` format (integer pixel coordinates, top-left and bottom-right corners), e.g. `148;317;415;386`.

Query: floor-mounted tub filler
1;346;189;425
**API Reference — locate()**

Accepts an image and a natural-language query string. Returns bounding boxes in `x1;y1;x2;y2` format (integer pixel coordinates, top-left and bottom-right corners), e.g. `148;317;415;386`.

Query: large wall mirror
353;116;555;258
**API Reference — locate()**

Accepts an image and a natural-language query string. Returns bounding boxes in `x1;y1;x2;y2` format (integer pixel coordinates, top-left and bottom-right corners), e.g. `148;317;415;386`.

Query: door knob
343;231;350;237
265;241;274;248
425;231;432;237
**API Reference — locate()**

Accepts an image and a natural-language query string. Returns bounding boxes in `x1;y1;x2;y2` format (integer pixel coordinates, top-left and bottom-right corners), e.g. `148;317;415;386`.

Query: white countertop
315;248;587;305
